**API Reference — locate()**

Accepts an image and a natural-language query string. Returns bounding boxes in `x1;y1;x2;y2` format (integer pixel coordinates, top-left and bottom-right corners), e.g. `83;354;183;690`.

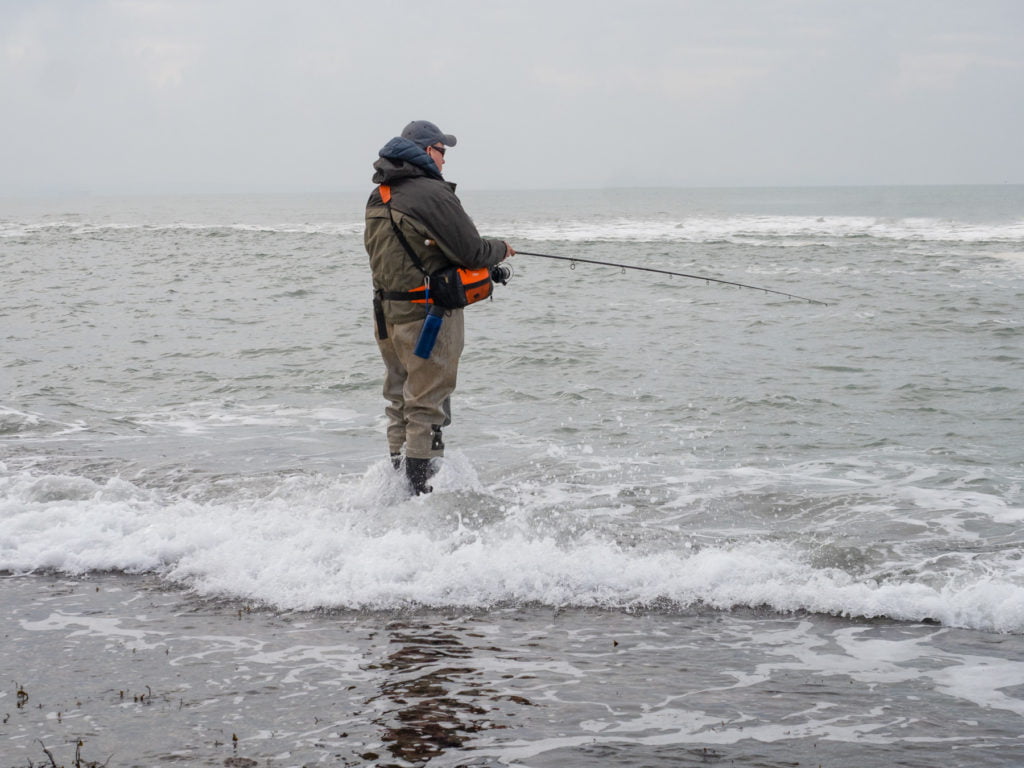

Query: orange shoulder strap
379;184;392;204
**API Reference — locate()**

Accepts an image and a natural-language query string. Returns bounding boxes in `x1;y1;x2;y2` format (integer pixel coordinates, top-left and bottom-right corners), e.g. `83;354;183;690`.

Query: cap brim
442;134;457;147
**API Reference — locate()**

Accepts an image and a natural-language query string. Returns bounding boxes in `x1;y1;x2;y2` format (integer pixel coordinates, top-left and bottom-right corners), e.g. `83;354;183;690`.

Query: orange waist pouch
407;266;494;308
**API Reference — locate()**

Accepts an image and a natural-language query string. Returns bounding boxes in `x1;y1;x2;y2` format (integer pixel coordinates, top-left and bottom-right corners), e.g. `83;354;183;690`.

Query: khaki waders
375;307;464;461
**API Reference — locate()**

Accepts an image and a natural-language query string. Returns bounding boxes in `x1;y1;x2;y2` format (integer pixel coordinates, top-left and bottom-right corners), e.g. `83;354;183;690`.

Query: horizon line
3;181;1023;198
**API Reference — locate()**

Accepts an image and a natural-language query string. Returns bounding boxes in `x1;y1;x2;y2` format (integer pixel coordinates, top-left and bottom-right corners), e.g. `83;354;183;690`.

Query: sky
2;0;1023;193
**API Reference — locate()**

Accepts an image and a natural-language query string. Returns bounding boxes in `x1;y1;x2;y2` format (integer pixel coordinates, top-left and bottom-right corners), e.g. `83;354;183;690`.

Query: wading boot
405;457;435;496
390;453;402;471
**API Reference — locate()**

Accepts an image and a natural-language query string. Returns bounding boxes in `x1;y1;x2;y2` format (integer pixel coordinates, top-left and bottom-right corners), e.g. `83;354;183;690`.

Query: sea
2;185;1023;767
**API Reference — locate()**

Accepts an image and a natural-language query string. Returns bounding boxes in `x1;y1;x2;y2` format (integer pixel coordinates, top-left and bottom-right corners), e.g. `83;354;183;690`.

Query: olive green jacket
365;152;506;325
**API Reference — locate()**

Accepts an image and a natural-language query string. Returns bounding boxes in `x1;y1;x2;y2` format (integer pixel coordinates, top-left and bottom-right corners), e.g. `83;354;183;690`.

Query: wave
5;215;1023;246
0;220;364;238
2;459;1022;634
0;407;88;438
494;216;1024;246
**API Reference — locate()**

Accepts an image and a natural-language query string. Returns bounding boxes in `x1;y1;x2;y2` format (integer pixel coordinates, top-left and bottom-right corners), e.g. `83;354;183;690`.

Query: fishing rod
514;250;828;306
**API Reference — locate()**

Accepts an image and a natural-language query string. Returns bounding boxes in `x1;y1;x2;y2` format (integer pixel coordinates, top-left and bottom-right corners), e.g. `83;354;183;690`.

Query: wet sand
3;573;1024;767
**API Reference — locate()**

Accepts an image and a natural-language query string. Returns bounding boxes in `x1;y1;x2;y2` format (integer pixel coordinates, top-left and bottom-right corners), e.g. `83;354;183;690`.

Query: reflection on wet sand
371;621;528;765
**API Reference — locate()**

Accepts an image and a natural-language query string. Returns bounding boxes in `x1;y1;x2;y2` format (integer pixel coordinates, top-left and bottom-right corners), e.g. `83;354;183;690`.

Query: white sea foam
0;220;364;238
495;215;1024;245
464;619;1024;763
0;407;88;437
128;401;361;436
2;459;1022;633
5;214;1023;246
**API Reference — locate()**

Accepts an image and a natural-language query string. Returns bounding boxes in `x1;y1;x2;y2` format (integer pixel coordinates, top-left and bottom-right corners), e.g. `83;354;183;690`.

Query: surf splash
2;454;1022;634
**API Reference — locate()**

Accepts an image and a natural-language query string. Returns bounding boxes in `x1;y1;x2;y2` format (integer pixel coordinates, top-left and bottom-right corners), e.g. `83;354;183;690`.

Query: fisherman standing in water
365;120;513;495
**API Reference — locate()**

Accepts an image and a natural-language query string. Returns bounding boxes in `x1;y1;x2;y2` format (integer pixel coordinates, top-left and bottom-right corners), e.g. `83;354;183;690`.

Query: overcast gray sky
2;0;1022;193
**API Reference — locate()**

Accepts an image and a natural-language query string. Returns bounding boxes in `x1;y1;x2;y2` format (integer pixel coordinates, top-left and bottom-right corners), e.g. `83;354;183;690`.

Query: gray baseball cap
401;120;458;149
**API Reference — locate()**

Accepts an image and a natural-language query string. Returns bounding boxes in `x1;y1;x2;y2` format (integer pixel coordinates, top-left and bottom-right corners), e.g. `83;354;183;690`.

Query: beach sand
4;573;1024;767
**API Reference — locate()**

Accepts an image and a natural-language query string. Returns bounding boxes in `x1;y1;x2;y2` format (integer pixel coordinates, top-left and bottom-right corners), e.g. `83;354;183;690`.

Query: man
365;120;513;495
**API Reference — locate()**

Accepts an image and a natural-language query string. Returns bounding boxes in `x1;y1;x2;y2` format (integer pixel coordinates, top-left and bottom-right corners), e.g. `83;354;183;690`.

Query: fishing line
515;250;828;305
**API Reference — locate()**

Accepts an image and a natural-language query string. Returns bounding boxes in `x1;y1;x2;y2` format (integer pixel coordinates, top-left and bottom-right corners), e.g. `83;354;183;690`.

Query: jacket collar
375;137;444;181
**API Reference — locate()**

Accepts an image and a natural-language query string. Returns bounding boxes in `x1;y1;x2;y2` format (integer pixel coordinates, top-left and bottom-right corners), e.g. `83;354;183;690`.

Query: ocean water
2;185;1024;766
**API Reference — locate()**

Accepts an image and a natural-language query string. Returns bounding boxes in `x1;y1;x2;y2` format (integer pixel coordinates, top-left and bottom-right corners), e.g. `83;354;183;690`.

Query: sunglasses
429;144;446;156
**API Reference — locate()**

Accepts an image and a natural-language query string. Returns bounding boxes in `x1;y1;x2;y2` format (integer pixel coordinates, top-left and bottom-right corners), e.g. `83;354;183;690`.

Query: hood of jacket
371;136;443;184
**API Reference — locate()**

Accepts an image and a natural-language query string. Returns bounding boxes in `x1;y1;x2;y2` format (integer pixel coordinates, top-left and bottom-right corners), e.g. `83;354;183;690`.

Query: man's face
427;143;446;172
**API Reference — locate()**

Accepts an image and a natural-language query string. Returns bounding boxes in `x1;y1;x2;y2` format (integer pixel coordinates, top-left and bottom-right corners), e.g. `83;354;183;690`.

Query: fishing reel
490;263;513;285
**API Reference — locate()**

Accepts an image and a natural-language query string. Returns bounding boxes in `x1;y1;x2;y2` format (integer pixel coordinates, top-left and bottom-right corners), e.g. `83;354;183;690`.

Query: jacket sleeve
419;184;507;270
